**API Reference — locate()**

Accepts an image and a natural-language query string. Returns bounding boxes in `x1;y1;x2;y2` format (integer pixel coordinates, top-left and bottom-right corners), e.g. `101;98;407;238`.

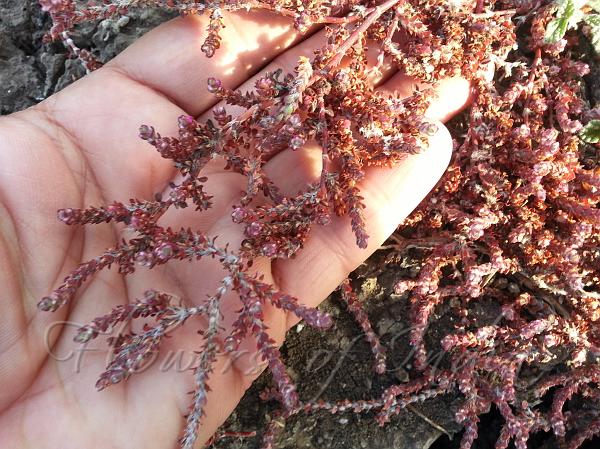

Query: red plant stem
475;0;484;14
317;95;331;190
370;5;400;75
323;0;403;72
339;280;387;374
472;9;517;19
523;47;542;124
249;1;362;24
205;430;257;447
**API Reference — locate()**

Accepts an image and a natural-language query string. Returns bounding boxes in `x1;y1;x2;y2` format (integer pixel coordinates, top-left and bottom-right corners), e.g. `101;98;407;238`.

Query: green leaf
545;18;567;43
545;0;586;43
580;120;600;143
584;13;600;53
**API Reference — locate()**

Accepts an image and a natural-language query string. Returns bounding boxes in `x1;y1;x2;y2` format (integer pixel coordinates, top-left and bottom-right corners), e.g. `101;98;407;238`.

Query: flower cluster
37;1;599;449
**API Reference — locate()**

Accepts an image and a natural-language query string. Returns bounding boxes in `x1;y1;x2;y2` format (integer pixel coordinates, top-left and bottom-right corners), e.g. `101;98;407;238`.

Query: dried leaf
588;0;600;12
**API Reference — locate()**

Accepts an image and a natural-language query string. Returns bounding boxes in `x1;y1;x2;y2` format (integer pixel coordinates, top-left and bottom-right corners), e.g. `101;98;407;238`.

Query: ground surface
1;3;598;449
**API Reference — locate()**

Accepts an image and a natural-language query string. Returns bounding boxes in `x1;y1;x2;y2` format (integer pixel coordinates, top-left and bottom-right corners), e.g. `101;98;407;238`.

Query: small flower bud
154;243;175;261
109;370;126;385
294;13;311;33
135;251;152;266
74;325;97;343
334;69;349;85
288;114;302;127
290;136;305;150
139;125;154;140
57;208;80;225
178;115;194;129
129;215;145;230
245;222;263;237
223;336;239;353
158;140;170;153
38;293;61;312
261;243;278;257
259;116;275;128
213;106;226;118
207;77;222;94
419;122;439;136
107;203;126;216
201;43;216;58
231;207;246;223
255;77;273;92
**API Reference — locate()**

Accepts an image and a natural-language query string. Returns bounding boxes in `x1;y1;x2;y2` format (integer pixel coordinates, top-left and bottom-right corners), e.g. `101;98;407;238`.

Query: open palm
0;10;469;449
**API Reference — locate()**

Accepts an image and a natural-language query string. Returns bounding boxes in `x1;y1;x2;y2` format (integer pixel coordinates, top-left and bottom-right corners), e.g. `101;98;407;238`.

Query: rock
0;53;42;114
0;1;175;115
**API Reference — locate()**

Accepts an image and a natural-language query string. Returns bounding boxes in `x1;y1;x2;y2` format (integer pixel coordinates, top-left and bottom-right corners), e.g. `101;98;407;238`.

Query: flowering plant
36;1;600;448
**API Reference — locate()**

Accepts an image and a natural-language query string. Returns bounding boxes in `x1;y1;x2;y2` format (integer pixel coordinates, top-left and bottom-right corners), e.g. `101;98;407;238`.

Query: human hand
0;10;470;448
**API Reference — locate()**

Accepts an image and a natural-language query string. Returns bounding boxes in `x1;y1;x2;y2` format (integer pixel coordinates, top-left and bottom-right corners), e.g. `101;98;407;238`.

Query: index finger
106;10;310;116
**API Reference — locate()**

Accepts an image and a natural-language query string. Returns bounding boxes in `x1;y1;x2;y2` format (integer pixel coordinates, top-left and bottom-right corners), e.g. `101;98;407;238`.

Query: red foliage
38;1;600;448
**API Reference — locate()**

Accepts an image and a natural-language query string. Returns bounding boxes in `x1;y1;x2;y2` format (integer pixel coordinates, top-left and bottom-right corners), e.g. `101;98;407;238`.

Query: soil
1;3;598;449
